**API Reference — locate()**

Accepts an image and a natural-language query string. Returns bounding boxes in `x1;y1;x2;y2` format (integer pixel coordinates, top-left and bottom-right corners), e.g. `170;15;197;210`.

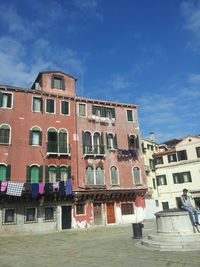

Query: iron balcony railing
46;142;70;154
83;145;105;155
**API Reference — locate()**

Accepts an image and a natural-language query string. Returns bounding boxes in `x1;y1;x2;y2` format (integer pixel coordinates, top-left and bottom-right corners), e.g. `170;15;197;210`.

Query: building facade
0;71;147;233
153;136;200;210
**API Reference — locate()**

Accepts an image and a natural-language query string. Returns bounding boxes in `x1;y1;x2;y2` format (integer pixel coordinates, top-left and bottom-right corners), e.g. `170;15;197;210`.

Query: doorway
61;206;71;229
93;203;102;225
106;203;115;224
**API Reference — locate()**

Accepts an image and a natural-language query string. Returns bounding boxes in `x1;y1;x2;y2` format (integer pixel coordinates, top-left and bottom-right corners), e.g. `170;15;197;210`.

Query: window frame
173;171;192;184
133;167;141;185
78;103;87;117
3;208;17;225
121;203;134;215
168;153;177;163
126;109;134;122
43;206;56;222
32;96;42;113
110;166;119;185
0;92;13;109
60;100;70;116
45;98;56;114
51;75;65;90
196;147;200;158
154;156;163;165
76;204;86;216
156;175;167;186
0;124;11;145
24;207;37;223
177;150;188;161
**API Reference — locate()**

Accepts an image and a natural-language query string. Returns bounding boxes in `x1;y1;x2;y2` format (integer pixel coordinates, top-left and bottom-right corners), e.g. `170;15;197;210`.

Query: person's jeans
182;206;199;225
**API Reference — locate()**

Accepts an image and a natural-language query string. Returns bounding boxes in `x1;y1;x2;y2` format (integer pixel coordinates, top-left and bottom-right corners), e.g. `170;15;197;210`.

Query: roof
153;149;176;157
160;139;182;148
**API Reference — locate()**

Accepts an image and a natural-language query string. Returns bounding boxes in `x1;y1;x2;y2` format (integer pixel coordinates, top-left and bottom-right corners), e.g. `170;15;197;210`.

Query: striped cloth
6;182;24;196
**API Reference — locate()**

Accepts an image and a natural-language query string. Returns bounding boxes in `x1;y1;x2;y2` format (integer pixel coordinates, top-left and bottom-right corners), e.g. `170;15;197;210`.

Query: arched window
107;134;114;149
48;166;57;183
0;164;7;181
30;165;40;183
133;167;141;185
86;166;94;184
47;128;57;153
29;126;42;146
93;132;100;154
0;124;10;145
59;129;68;153
83;131;92;154
128;135;139;150
110;166;118;185
96;167;104;185
60;166;67;181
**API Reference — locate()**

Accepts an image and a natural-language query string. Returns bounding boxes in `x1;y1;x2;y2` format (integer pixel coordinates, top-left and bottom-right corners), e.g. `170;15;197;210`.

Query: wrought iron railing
83;145;105;155
46;142;70;154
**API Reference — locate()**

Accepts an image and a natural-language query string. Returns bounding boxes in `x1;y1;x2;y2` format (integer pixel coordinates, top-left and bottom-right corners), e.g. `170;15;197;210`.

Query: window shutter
45;166;49;183
173;174;177;184
6;165;11;181
135;135;139;150
82;131;86;154
50;99;54;113
26;166;31;183
7;94;12;108
114;134;118;149
127;110;133;121
67;166;71;180
100;133;105;154
39;131;42;146
51;76;54;88
164;175;167;185
29;130;33;145
92;105;96;115
101;106;106;117
106;133;109;149
127;135;131;149
111;108;115;119
56;166;61;181
41;99;43;113
156;176;160;186
61;77;65;90
39;166;43;183
46;99;50;112
0;92;3;107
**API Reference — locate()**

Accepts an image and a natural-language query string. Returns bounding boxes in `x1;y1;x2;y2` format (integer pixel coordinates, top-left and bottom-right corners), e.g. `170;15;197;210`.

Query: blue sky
0;0;200;142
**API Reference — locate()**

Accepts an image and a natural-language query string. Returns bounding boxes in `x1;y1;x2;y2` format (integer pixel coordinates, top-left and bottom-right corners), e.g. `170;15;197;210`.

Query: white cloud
181;1;200;35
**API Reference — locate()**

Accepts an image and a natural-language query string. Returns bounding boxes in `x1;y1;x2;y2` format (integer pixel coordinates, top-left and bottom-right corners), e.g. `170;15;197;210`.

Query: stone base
141;232;200;251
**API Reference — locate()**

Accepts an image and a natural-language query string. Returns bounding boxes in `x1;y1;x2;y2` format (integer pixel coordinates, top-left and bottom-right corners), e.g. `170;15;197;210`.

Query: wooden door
106;203;115;224
93;203;102;225
62;206;71;229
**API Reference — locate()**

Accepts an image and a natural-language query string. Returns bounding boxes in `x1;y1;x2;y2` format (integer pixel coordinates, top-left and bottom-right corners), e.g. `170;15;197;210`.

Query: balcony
117;149;138;159
46;142;70;156
144;165;150;173
83;145;105;157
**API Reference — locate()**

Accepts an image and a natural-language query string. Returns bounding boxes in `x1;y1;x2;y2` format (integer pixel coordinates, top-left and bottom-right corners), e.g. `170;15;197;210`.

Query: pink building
0;71;147;233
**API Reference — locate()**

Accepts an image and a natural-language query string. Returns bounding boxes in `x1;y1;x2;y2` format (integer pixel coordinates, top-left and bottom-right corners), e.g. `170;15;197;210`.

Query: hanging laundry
53;182;59;192
59;181;65;196
6;182;24;196
1;181;8;192
66;180;72;195
39;183;45;194
32;183;39;198
44;183;53;194
24;183;32;192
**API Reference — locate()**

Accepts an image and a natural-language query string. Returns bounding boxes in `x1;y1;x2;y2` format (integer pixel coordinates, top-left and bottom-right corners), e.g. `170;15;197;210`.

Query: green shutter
100;133;105;154
111;108;115;119
67;166;71;180
101;106;106;117
26;166;31;183
46;99;50;112
51;76;54;88
62;101;69;115
61;77;65;90
56;166;61;181
6;165;11;181
45;166;49;182
29;130;33;145
0;92;3;107
50;99;54;113
39;131;42;145
127;110;133;121
82;131;85;154
127;135;131;149
92;105;96;115
114;134;118;149
39;166;43;183
7;94;12;108
156;176;160;186
135;135;139;150
106;133;109;149
164;175;167;185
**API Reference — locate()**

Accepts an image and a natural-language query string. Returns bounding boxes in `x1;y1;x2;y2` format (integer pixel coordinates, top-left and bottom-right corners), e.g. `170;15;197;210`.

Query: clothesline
0;180;72;198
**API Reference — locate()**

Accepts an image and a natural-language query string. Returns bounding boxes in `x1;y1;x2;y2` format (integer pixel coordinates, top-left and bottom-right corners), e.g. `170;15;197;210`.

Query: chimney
149;132;155;142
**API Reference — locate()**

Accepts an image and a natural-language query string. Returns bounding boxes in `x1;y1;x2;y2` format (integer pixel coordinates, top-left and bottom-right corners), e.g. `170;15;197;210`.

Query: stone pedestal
141;209;200;251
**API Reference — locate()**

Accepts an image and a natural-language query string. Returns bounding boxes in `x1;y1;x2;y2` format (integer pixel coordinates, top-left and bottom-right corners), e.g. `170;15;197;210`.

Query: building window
168;153;177;163
107;133;117;149
155;200;159;207
177;150;187;161
196;147;200;158
47;128;69;154
44;207;55;222
3;208;16;224
0;164;10;181
153;178;156;189
92;105;115;119
78;103;86;117
128;135;139;150
156;175;167;186
48;166;57;183
29;127;42;146
46;99;55;114
127;110;134;122
173;171;192;184
86;166;94;184
60;166;67;181
96;167;104;185
0;92;12;108
110;166;118;185
51;75;65;90
149;159;155;169
133;167;141;185
61;101;69;115
154;156;163;165
162;202;169;210
27;165;42;183
147;144;153;150
93;132;101;154
76;204;85;215
25;207;37;223
121;203;134;215
32;97;42;112
0;124;10;145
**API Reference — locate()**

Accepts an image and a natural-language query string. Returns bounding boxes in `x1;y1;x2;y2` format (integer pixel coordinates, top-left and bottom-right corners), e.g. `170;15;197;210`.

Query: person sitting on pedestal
180;188;200;226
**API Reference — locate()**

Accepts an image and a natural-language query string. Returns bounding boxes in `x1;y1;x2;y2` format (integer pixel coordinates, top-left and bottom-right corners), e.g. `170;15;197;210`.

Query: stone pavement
0;219;200;267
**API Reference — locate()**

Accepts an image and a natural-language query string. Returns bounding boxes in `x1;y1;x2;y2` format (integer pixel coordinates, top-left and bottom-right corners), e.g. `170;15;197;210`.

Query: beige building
154;135;200;210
